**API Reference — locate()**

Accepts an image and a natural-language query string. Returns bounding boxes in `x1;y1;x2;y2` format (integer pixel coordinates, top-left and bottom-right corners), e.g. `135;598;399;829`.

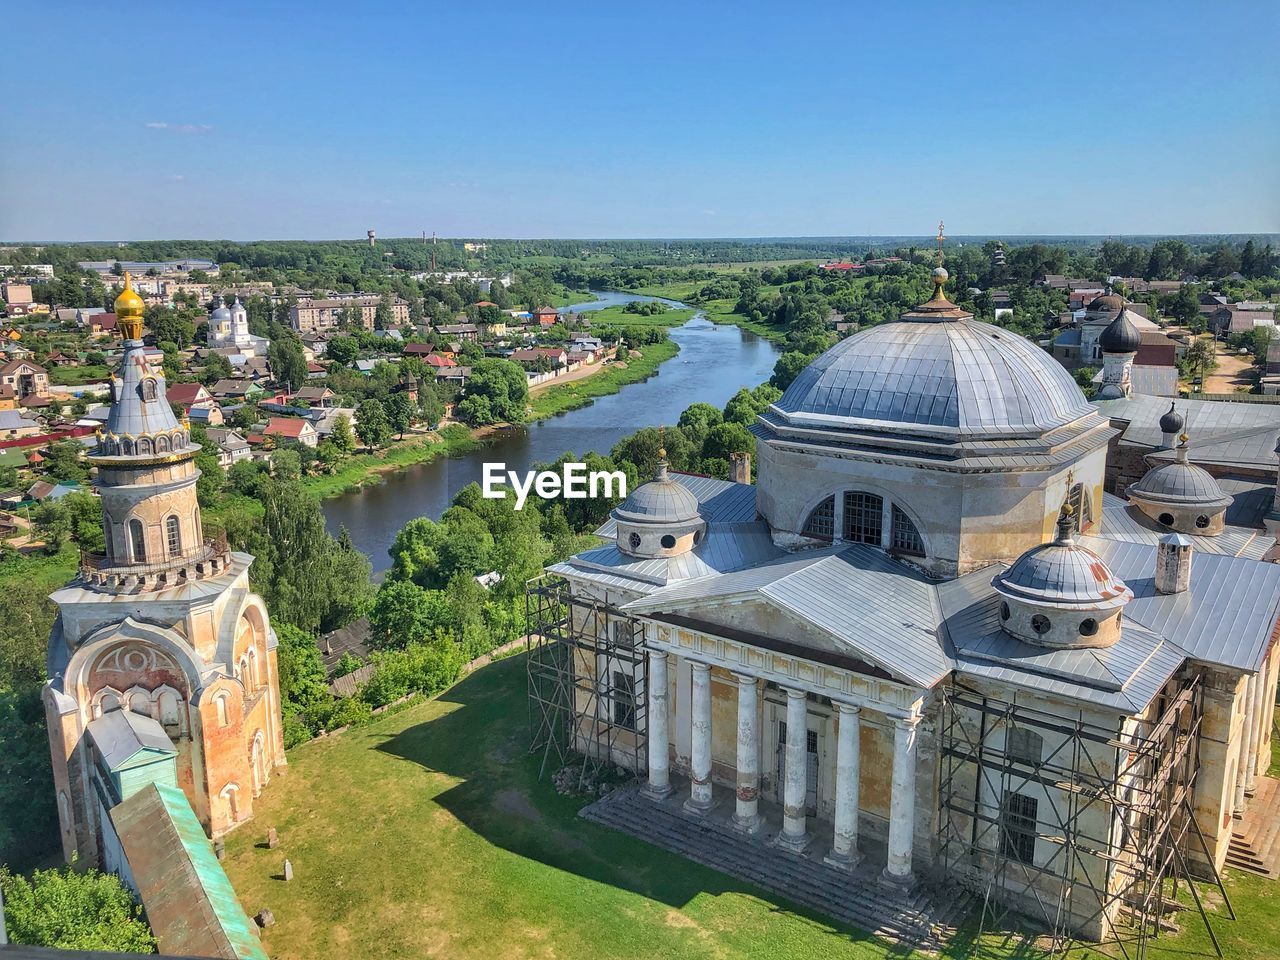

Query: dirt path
1204;343;1256;393
527;355;617;395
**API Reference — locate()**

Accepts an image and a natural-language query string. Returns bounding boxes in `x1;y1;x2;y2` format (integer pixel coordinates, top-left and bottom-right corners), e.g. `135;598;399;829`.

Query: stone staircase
582;785;971;954
1228;776;1280;879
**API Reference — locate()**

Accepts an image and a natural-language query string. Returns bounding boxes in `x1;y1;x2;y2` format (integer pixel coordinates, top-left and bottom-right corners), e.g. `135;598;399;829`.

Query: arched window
890;504;925;556
156;434;170;452
138;436;152;455
214;693;230;727
129;519;146;562
247;647;259;690
128;691;151;715
843;491;883;545
221;783;240;823
1065;483;1093;532
165;516;182;556
140;378;158;401
802;496;835;541
121;438;134;455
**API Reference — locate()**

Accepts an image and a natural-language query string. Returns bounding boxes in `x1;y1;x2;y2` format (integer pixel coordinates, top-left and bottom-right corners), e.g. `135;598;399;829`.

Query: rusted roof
110;783;267;960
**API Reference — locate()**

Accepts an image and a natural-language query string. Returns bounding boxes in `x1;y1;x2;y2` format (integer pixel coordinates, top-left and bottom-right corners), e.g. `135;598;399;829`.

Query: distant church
532;260;1280;948
44;276;286;870
208;296;270;356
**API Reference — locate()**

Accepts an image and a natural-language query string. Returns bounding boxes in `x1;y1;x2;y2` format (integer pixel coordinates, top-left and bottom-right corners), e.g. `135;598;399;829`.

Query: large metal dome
993;515;1132;611
1128;454;1231;509
773;317;1095;438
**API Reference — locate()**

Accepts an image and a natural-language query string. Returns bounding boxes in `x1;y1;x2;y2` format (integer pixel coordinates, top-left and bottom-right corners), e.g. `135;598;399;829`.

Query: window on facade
609;620;635;649
1031;614;1051;634
629;532;641;550
1157;513;1174;527
610;670;637;730
215;694;230;727
141;379;158;401
1080;617;1099;637
802;496;835;541
1195;515;1211;529
129;519;146;562
1000;791;1039;864
843;491;883;545
1066;483;1093;531
890;504;925;556
1006;727;1043;766
166;516;182;556
660;534;676;549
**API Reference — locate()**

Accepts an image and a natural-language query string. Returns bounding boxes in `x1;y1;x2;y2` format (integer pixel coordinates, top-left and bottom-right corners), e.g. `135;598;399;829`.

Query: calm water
322;292;780;570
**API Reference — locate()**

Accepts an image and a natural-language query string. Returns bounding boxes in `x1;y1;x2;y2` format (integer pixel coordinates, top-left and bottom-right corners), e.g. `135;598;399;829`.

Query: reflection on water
322;299;780;570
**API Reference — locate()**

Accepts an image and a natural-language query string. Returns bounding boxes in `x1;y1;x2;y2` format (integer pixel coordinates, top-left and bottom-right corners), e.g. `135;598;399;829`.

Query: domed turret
114;273;146;342
992;507;1132;649
1159;402;1185;448
1099;308;1142;354
1126;436;1231;535
613;451;706;558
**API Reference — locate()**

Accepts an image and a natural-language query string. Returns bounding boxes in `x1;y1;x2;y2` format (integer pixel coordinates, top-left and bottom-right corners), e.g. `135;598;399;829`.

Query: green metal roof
109;783;267;960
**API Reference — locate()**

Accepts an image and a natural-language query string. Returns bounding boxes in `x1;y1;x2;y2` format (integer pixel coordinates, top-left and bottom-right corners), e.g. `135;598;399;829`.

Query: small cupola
992;506;1133;649
1126;435;1231;535
1159;402;1185;449
613;451;706;559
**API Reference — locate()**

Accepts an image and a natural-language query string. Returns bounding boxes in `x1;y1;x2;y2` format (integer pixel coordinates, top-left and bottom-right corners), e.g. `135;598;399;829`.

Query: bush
362;640;465;709
0;866;156;953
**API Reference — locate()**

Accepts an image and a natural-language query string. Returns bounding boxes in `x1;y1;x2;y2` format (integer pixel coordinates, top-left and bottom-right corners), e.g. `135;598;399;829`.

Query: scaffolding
938;672;1232;959
526;574;648;789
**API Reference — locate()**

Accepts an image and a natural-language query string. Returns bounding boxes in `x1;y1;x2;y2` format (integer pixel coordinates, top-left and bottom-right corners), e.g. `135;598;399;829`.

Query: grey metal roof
993;531;1131;609
940;570;1186;711
100;342;199;454
626;544;951;688
1128;454;1231;508
1090;364;1179;397
774;318;1096;437
595;472;757;539
1082;536;1280;672
1216;476;1277;527
1097;492;1274;559
1096;394;1280;468
87;708;176;770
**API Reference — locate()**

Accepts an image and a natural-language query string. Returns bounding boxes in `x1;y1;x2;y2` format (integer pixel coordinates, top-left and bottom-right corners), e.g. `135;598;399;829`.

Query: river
322;291;781;571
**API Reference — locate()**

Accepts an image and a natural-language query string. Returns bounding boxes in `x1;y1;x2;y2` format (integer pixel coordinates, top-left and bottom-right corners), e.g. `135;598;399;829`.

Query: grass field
579;304;697;328
528;341;680;420
48;364;110;386
221;653;1278;960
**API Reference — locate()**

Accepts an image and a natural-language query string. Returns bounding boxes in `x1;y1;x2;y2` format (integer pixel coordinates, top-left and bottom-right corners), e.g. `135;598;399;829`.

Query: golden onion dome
115;272;146;340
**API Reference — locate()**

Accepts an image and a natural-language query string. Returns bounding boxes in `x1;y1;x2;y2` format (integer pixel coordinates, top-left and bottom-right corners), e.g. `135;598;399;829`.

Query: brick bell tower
43;274;286;865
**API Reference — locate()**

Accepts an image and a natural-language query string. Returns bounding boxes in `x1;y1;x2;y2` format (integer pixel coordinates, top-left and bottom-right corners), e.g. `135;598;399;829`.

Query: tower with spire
42;275;285;866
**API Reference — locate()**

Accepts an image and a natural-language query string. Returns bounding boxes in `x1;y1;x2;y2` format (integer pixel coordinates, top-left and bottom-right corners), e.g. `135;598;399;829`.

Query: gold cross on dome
936;220;945;266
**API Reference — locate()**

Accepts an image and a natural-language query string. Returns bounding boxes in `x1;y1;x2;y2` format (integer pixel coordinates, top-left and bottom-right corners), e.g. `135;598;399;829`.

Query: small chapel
530;260;1280;949
43;275;286;876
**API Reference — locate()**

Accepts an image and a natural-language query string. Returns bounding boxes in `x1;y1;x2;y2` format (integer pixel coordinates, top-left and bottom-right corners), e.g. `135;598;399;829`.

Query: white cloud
144;121;212;134
168;174;186;182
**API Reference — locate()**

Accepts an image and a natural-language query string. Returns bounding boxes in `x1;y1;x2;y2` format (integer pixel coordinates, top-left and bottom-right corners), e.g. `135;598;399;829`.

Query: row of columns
644;649;920;883
1235;652;1276;817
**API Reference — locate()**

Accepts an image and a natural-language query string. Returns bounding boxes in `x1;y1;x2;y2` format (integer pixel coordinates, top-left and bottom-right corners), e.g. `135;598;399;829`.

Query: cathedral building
43;275;286;868
208;297;270;357
531;265;1280;947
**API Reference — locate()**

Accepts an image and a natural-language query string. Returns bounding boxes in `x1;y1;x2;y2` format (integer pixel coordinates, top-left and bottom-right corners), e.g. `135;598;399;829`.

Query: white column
882;714;920;885
684;661;715;814
1237;674;1259;813
1248;666;1268;793
643;649;672;800
732;673;762;833
826;703;862;869
776;687;810;851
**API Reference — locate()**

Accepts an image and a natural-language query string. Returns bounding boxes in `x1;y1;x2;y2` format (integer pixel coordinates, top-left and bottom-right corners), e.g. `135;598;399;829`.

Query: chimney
729;451;751;485
1155;532;1193;594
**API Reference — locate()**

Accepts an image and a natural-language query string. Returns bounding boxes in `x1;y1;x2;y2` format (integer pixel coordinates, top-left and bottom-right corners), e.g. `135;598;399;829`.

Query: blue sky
4;0;1278;240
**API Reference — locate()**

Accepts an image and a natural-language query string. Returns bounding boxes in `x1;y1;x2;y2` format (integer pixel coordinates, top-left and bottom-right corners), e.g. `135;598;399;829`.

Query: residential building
205;427;252;466
289;294;409;334
0;358;50;400
0;409;39;438
534;306;560;328
262;417;318;448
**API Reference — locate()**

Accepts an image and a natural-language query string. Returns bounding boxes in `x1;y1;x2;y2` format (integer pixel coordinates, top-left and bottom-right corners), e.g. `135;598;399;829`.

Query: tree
456;358;528;426
355;399;391;450
0;866;156;953
419;386;446;428
62;491;104;551
144;305;196;348
273;622;331;746
770;350;813;391
385;393;416;439
330;413;356;454
267;325;307;391
326;335;360;367
375;299;393;330
42;440;87;483
367;579;448;649
32;501;71;553
388;517;448;587
201;352;233;385
1163;287;1201;328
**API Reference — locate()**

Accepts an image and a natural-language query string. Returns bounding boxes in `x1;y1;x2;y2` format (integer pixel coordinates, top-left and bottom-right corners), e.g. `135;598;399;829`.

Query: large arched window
129;519;146;562
165;515;182;556
1065;483;1093;532
843;491;883;544
890;504;925;556
802;496;835;541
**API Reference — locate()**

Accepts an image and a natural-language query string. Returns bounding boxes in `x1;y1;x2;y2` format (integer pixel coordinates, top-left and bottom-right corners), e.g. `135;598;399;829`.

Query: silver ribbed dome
613;460;701;525
1128;454;1231;508
774;318;1094;437
210;303;232;322
993;515;1132;610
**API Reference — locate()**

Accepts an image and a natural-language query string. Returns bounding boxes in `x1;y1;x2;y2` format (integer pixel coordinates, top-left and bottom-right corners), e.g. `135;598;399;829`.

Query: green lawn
48;364;110;386
528;341;680;420
222;654;1279;960
580;304;697;328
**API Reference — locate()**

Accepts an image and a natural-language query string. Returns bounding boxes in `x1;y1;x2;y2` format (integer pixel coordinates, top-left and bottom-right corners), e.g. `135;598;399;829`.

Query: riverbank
528;340;680;420
624;282;789;344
